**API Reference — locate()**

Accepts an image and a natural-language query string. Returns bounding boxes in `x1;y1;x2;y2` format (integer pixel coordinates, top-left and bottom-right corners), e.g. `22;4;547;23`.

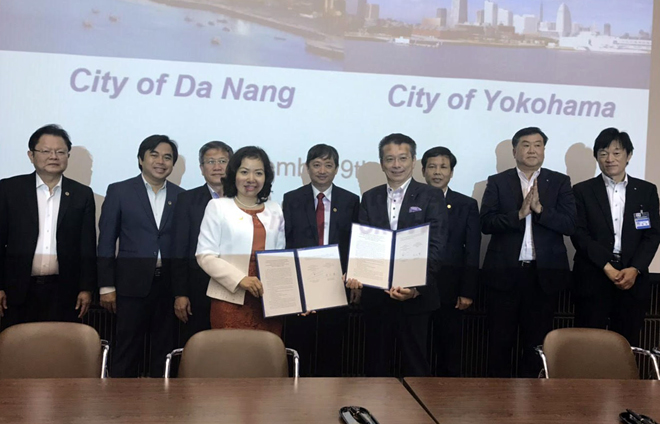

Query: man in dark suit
172;141;233;345
572;128;660;347
480;127;576;378
282;144;360;376
346;133;447;377
422;147;480;377
0;124;96;328
98;135;185;378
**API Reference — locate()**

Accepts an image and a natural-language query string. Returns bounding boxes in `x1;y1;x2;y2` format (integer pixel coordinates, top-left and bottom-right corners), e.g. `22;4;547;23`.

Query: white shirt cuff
100;287;116;295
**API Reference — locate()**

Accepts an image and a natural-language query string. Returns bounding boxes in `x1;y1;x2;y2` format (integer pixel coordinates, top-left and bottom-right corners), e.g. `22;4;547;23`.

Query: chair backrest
178;329;289;378
0;322;103;378
542;328;639;379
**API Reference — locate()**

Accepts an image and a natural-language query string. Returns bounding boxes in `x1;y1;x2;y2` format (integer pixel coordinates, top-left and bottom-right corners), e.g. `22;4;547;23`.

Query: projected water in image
0;0;653;88
0;0;342;71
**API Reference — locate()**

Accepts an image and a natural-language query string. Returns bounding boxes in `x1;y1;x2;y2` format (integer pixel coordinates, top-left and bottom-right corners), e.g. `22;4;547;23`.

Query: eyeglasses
202;159;228;166
32;149;69;157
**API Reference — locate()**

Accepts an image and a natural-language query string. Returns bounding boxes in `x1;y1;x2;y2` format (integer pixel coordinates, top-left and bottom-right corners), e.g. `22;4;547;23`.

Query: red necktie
316;193;325;246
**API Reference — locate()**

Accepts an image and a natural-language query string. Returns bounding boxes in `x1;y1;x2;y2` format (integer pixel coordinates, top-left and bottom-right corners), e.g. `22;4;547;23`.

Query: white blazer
196;198;285;304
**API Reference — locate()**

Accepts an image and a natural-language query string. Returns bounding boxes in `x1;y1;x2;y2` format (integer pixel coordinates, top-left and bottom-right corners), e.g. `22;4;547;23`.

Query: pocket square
409;206;422;213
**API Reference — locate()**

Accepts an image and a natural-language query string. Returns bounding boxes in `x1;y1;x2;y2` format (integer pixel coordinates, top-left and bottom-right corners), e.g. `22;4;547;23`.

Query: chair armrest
101;340;110;379
535;345;549;379
633;346;660;380
286;348;300;378
164;348;184;378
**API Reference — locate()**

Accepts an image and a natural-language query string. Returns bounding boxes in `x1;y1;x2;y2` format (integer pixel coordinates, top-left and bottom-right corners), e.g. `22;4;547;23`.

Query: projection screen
1;0;658;266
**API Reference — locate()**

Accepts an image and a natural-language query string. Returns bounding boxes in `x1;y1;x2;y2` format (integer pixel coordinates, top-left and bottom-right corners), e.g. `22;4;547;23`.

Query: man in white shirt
97;135;185;377
572;128;660;346
347;133;447;377
0;124;96;329
282;144;360;376
480;127;576;377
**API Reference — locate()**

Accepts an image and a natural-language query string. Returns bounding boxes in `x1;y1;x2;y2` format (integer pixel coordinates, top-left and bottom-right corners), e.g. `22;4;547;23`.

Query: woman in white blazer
196;146;285;336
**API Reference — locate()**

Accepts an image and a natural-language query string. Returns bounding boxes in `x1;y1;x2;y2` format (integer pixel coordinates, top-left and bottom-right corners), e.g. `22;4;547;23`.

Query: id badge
634;211;651;230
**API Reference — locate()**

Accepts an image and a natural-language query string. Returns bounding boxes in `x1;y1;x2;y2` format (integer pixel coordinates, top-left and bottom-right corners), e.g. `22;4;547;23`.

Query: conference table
0;377;433;423
3;377;660;423
405;377;660;424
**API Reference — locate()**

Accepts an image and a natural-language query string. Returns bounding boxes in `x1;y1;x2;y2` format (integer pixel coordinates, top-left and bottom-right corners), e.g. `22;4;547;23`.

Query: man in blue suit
422;147;480;377
347;133;447;377
98;135;185;378
172;140;233;345
480;127;576;378
282;144;359;376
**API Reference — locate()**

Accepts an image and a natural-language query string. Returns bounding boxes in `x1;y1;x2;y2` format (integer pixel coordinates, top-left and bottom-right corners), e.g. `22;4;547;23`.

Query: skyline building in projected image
497;8;513;27
557;2;572;37
450;0;467;27
436;7;447;27
476;9;484;25
484;1;498;27
365;3;379;20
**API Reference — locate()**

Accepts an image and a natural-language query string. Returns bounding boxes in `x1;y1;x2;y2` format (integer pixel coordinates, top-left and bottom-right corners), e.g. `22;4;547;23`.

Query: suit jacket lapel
399;179;421;229
57;177;71;229
537;168;550;203
201;185;213;203
26;173;39;227
303;184;319;244
159;182;177;232
592;175;615;235
445;187;455;217
329;184;340;244
133;176;158;230
506;169;524;208
623;176;642;242
367;185;390;229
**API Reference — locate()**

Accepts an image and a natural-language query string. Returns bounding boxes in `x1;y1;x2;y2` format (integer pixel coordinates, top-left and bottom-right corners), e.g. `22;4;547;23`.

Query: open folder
346;223;430;289
256;245;349;318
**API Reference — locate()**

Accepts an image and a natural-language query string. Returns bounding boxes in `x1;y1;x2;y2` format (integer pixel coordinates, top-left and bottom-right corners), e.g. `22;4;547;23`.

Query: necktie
211;191;220;199
316;193;325;246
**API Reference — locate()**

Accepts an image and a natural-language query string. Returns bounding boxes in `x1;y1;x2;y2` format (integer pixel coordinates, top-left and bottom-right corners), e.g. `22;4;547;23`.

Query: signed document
257;245;348;318
346;223;430;289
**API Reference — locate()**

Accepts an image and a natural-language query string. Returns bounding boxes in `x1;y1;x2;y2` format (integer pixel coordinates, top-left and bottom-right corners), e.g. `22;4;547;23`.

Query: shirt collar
516;167;541;183
442;187;448;197
142;175;166;193
207;184;221;198
35;173;62;190
387;177;412;194
602;173;628;187
312;184;333;201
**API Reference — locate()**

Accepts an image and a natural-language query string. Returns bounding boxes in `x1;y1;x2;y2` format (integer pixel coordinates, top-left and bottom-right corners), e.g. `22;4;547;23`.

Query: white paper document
347;223;430;289
391;225;430;288
257;251;303;318
206;278;246;305
257;246;348;318
297;245;349;311
346;224;393;289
